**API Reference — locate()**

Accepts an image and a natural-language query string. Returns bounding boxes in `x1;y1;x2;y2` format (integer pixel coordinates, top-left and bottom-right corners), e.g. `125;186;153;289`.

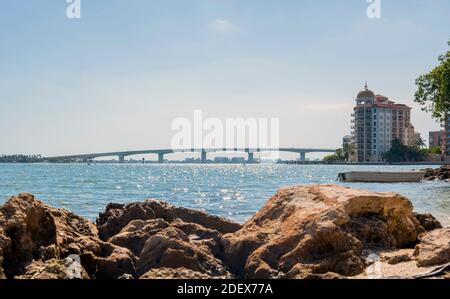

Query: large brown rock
137;226;231;278
0;193;136;279
413;228;450;267
222;185;426;278
80;242;136;279
97;200;241;240
109;219;170;256
109;217;226;258
0;193;59;277
413;213;442;232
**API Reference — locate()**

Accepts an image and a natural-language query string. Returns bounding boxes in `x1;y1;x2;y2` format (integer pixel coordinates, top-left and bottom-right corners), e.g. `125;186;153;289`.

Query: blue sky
1;0;449;157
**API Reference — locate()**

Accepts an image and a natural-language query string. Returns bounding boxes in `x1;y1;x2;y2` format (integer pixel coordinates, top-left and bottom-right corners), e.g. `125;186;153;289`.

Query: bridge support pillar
201;151;207;163
299;152;306;162
158;153;164;164
119;155;125;163
247;152;255;163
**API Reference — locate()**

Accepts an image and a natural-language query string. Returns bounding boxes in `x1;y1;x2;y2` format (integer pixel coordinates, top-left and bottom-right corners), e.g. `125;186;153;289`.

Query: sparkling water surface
0;163;449;225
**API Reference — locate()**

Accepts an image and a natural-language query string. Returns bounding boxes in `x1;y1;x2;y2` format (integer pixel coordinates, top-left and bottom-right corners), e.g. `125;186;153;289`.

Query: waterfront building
445;115;450;156
350;83;416;162
429;131;445;149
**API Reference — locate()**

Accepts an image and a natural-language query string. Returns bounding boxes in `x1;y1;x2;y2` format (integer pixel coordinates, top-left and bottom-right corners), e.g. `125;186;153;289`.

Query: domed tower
356;82;376;104
352;82;377;162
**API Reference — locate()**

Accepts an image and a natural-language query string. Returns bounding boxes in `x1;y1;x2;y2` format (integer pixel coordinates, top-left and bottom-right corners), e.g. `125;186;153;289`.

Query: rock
0;193;59;278
109;218;226;258
140;267;214;279
137;227;231;278
109;219;170;256
380;249;414;265
170;219;225;258
97;200;241;240
2;189;449;280
422;166;450;181
414;213;442;231
413;228;450;267
0;193;136;279
223;185;425;278
15;258;89;279
79;242;136;279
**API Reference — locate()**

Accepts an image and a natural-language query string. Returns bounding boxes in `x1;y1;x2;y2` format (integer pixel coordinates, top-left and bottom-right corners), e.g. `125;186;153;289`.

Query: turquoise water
0;163;449;225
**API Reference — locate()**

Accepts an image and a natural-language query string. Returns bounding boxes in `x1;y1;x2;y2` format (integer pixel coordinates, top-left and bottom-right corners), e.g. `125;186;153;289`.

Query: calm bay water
1;163;449;225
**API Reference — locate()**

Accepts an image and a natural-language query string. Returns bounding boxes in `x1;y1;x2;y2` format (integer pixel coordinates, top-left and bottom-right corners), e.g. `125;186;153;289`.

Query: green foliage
412;136;426;149
0;155;43;163
382;139;426;163
324;148;346;163
342;142;355;161
428;146;443;155
415;40;450;120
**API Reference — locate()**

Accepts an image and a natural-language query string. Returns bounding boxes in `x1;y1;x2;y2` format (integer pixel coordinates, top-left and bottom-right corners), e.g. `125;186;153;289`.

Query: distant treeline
0;155;44;163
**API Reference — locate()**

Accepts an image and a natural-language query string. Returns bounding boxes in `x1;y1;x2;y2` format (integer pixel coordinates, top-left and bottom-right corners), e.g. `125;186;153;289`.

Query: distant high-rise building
429;130;444;150
350;83;416;162
445;115;450;156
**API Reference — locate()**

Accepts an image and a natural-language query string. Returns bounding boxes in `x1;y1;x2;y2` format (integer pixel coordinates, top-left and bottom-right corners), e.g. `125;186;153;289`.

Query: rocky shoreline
1;185;449;279
422;165;450;181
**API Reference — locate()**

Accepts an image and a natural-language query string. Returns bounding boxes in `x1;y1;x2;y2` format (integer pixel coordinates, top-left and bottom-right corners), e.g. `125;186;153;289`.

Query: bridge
46;148;337;163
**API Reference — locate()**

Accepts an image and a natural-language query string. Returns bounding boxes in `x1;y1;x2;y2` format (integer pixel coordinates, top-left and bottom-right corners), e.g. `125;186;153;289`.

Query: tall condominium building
350;83;415;162
429;130;445;150
445;115;450;156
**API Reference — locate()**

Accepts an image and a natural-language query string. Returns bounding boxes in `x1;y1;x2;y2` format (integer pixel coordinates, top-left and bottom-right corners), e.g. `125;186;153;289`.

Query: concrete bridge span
47;148;337;163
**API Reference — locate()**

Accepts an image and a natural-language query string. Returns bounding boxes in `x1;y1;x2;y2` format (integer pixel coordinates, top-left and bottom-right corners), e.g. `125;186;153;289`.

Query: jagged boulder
97;200;241;240
222;185;426;278
109;217;226;259
0;193;136;279
413;228;450;267
80;242;136;279
0;193;59;277
137;227;231;278
413;213;442;232
109;219;170;256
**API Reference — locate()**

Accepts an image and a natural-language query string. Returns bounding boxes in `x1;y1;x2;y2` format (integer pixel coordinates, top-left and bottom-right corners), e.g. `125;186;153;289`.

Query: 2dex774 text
177;283;274;296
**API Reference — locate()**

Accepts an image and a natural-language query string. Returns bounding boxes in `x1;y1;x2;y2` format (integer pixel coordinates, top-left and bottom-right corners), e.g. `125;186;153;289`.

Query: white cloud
208;18;238;34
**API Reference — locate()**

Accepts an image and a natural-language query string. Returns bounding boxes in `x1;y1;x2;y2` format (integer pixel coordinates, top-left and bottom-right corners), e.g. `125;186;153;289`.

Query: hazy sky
1;0;449;157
